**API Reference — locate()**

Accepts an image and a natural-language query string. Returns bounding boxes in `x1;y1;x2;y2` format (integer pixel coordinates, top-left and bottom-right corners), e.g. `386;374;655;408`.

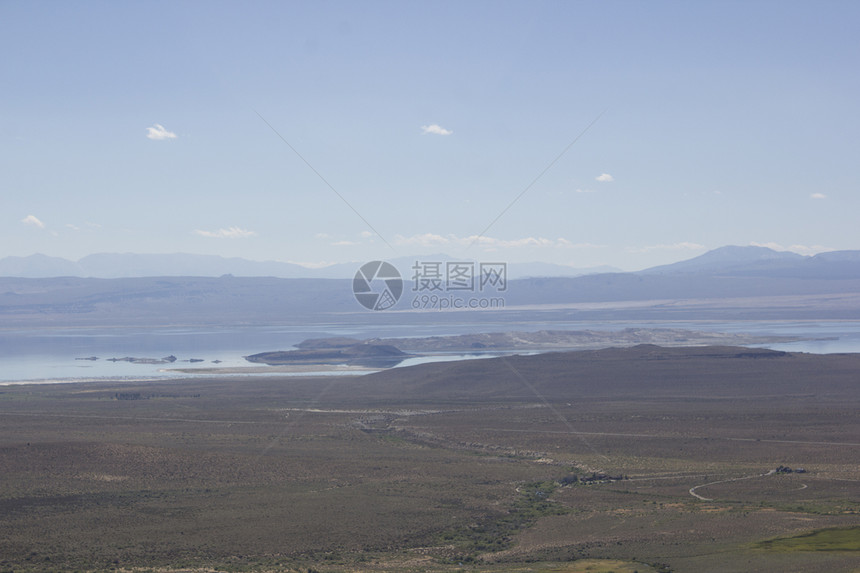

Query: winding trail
689;469;776;501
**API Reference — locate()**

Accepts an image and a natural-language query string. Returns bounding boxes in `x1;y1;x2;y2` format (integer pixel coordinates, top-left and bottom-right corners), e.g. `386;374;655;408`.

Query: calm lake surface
2;320;860;384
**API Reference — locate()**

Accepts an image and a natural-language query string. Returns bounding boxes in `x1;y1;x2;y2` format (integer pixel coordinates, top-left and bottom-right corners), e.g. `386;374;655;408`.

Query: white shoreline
0;367;374;386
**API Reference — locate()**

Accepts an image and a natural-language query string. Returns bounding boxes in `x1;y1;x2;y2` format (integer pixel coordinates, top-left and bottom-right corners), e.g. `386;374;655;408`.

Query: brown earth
0;345;858;572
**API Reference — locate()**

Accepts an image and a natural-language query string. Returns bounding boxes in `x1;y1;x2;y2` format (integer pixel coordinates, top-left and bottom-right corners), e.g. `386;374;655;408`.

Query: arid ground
1;345;858;572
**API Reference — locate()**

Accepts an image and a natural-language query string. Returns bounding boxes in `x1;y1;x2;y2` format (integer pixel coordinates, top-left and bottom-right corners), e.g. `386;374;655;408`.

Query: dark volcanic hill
246;343;408;367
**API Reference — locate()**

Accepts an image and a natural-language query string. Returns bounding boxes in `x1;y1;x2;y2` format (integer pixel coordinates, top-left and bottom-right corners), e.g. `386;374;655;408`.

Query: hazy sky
2;1;858;271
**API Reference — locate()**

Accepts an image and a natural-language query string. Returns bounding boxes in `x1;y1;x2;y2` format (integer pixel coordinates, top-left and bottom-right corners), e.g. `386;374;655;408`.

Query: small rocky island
77;355;210;365
106;355;178;364
245;339;409;368
244;328;803;369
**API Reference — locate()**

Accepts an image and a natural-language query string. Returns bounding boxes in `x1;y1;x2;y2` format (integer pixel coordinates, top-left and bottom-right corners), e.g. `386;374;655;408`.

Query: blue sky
2;0;858;271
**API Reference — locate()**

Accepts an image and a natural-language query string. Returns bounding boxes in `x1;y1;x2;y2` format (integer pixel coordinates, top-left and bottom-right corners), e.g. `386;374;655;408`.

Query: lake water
2;320;860;384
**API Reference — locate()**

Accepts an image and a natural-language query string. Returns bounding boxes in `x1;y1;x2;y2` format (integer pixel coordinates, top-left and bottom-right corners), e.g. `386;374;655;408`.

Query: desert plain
1;345;858;572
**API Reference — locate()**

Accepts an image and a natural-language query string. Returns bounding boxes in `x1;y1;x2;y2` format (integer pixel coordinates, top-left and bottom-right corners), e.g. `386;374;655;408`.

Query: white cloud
393;233;601;250
556;238;605;249
750;242;833;256
810;192;827;199
21;215;45;229
470;236;556;249
628;242;706;253
316;231;374;245
394;233;451;247
194;226;257;239
286;260;337;269
787;244;832;255
750;241;786;251
421;124;453;136
575;188;596;193
595;173;614;183
146;124;177;140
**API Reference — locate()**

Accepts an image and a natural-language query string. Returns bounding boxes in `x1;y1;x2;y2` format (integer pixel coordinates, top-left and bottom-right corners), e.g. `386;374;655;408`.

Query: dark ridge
246;343;409;368
354;345;853;404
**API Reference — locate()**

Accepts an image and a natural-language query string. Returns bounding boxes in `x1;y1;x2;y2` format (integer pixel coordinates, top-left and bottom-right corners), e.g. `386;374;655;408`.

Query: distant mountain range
2;245;860;327
0;252;620;280
1;246;859;280
639;245;805;274
637;245;860;279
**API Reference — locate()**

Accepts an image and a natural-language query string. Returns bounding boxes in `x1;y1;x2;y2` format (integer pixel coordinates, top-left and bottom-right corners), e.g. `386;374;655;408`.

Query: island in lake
242;328;804;368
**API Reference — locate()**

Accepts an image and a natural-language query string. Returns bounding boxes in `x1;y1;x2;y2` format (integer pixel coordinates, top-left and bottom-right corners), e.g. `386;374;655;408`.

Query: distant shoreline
163;364;376;375
3;322;856;386
0;365;373;386
240;327;808;369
